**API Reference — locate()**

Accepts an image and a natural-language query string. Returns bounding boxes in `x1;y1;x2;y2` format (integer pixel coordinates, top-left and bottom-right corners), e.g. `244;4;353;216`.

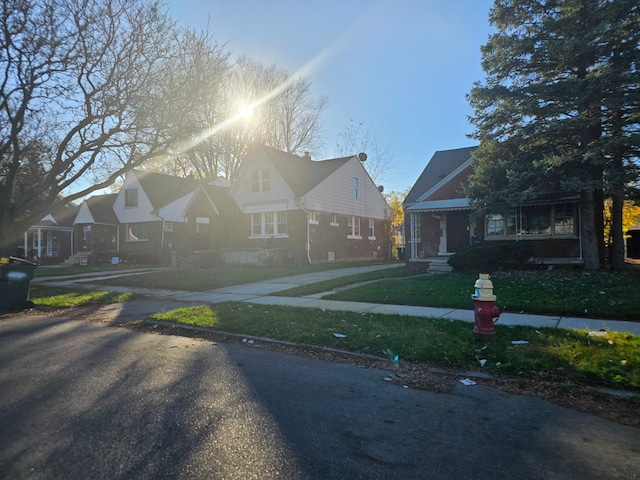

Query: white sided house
228;144;390;264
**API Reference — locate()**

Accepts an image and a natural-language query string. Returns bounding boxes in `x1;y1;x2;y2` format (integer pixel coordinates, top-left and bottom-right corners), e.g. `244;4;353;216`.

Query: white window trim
250;168;271;193
250;211;289;238
347;215;362;239
330;213;339;226
308;210;319;225
368;218;376;240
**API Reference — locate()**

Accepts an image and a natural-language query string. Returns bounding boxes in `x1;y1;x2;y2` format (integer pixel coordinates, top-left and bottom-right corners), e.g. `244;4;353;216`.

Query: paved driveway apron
1;315;639;480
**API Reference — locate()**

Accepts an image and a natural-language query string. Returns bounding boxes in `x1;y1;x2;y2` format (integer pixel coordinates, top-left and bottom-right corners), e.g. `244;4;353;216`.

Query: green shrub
447;241;534;271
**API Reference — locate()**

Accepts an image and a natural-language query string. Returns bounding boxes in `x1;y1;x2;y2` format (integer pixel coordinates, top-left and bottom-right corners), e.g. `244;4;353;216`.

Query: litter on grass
333;333;347;338
511;340;529;345
459;378;476;386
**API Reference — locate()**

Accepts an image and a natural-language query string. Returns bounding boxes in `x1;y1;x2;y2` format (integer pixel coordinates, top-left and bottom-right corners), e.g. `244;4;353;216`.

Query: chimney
303;151;311;160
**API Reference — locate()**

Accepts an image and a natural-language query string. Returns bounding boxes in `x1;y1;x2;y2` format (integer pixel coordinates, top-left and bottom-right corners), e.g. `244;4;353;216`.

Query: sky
167;0;495;193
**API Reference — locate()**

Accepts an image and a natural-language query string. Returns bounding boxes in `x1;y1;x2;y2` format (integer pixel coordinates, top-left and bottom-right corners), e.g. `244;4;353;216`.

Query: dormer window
352;177;359;199
125;188;138;207
251;168;271;192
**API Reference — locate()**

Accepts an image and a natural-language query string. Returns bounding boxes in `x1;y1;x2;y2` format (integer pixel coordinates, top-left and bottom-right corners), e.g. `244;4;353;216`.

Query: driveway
1;314;639;479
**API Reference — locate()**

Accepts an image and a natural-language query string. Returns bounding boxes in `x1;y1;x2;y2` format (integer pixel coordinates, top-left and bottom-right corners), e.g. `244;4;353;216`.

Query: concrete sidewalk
34;264;640;336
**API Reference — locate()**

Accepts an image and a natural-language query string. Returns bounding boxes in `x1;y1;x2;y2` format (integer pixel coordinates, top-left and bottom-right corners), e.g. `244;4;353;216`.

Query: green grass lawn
27;263;640;391
29;284;133;308
321;269;640;320
150;303;640;390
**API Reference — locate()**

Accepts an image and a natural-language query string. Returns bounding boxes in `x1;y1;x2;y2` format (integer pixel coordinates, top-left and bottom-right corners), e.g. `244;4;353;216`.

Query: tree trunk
610;191;626;271
580;189;601;271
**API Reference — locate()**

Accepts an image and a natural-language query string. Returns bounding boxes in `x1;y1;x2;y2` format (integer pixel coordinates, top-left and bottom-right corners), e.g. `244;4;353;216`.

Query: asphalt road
1;314;639;480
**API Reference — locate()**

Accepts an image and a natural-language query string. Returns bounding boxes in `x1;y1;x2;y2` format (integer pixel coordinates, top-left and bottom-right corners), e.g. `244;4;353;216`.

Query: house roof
133;170;201;211
255;144;353;197
32;202;80;228
201;184;241;215
84;193;119;225
404;146;477;205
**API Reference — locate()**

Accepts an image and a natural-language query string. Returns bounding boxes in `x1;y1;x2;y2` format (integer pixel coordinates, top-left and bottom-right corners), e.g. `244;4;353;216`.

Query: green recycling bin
0;257;37;312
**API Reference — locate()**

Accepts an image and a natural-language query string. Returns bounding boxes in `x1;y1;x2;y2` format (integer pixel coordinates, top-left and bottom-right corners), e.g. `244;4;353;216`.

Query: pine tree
466;0;640;270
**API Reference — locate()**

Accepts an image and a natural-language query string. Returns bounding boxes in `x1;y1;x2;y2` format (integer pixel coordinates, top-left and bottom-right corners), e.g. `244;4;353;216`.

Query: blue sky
167;0;495;193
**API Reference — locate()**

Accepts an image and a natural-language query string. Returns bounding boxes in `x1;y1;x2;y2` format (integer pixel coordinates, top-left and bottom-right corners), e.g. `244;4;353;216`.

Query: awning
406;198;471;212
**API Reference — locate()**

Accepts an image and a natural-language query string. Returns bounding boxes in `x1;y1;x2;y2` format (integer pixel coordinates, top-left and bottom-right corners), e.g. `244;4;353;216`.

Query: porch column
439;214;447;255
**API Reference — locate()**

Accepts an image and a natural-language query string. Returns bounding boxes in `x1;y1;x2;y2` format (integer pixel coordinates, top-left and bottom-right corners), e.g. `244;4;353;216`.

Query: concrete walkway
34;264;640;336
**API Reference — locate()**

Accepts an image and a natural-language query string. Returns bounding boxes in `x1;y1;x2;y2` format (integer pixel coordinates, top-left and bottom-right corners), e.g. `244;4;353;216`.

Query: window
126;223;149;241
486;204;577;238
250;169;271;193
368;218;375;239
309;210;318;224
352;178;359;199
520;205;551;235
251;170;260;192
486;214;505;236
125;188;138;207
348;216;361;238
82;226;91;241
554;203;575;235
251;211;287;237
411;213;421;241
410;212;422;259
330;213;339;226
261;169;270;191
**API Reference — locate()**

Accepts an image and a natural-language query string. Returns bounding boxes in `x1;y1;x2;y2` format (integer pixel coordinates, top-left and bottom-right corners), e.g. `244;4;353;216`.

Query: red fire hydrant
472;274;500;338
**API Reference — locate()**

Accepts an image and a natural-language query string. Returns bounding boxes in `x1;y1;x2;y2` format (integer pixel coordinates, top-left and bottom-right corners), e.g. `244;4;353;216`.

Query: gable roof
200;184;241;215
133;170;201;211
404;146;477;205
254;144;353;197
82;194;119;224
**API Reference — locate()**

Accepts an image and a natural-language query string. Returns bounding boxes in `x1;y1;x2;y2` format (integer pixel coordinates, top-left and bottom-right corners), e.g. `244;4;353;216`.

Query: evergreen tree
466;0;640;270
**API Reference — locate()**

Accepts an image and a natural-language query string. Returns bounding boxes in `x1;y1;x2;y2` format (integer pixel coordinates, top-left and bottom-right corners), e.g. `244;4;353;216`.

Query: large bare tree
0;0;228;253
167;55;329;183
335;119;397;184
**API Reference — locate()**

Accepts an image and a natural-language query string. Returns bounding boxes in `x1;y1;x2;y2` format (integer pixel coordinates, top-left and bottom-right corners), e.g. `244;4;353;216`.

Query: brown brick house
228;145;390;264
403;147;583;270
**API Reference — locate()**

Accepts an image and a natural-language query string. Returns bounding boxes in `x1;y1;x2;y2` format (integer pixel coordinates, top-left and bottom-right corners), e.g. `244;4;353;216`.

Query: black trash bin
397;246;405;260
0;257;37;312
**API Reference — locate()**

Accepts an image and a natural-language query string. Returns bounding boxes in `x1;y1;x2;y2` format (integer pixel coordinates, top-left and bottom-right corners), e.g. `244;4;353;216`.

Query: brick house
403;146;583;270
56;145;390;266
227;144;390;264
73;170;237;265
18;202;78;263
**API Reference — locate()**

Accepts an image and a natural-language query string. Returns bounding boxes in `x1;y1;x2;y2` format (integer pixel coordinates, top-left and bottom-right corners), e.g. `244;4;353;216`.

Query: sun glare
239;104;254;119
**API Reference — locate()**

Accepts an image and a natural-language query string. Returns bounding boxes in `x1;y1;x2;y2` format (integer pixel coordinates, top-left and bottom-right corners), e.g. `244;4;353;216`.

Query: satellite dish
378;185;384;192
357;152;367;162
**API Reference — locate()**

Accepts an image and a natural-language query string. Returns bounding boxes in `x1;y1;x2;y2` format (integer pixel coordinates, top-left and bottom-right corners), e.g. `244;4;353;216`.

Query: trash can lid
3;256;37;266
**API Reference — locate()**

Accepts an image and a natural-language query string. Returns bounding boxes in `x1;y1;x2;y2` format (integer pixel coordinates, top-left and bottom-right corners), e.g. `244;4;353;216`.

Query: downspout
301;200;312;264
160;219;165;265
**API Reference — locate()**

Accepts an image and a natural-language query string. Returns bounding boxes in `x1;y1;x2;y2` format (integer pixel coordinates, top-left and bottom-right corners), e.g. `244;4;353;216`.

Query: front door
446;211;470;253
